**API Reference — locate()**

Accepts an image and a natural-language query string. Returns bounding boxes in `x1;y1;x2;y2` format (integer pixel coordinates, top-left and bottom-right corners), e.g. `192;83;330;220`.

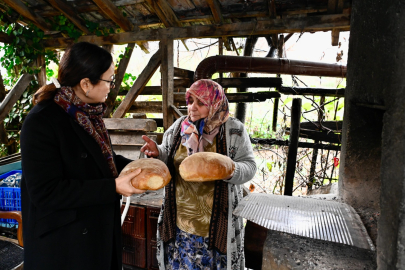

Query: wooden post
160;39;174;130
284;98;301;196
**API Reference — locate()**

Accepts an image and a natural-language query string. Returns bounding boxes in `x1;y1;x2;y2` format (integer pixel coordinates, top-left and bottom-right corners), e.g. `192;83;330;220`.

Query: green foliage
120;73;137;92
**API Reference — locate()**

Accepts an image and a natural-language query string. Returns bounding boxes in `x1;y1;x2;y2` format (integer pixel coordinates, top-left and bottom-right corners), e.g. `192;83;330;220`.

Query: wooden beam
170;104;184;119
112;48;162;118
2;0;51;32
161;39;175;130
103;118;157;131
207;0;223;24
105;43;135;117
43;14;351;48
145;0;180;27
92;0;134;31
174;67;194;79
223;37;232;51
46;0;90;34
0;74;33;123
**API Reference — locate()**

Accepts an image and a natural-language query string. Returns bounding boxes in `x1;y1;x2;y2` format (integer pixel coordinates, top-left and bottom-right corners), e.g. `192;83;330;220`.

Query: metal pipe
194;55;347;81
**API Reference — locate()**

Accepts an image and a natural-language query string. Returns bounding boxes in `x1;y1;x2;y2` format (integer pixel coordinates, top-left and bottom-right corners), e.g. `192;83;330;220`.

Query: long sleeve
224;118;257;185
21;110;117;211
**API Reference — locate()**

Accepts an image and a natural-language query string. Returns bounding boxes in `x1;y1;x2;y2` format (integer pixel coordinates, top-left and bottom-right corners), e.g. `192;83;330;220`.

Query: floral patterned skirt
164;227;227;270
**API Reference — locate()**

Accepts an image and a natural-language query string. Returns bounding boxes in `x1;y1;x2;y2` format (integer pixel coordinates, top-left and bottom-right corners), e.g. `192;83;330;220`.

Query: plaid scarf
54;86;118;177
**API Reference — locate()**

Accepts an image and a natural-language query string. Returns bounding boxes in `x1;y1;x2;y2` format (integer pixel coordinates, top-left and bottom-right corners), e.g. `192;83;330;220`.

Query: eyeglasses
99;77;116;89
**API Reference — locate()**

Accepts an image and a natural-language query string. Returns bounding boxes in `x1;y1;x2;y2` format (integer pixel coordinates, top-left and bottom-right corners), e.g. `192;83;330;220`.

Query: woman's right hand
141;135;159;158
115;169;145;197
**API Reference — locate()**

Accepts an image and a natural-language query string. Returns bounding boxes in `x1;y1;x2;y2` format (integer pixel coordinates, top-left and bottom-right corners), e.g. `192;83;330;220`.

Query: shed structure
0;0;403;269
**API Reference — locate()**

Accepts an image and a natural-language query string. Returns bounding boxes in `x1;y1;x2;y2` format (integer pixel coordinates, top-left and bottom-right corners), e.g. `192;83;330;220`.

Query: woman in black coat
20;42;144;270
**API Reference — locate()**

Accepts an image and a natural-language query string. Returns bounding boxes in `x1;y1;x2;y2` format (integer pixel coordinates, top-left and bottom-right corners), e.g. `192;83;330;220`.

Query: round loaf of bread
119;158;171;190
179;152;235;182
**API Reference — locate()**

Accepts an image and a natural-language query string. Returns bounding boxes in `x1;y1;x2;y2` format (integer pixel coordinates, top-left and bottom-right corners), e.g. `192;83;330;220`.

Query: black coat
20;99;131;270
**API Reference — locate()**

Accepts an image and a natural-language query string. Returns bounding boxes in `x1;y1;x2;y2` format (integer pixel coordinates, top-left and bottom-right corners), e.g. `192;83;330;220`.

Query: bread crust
179;152;235;181
119;158;171;190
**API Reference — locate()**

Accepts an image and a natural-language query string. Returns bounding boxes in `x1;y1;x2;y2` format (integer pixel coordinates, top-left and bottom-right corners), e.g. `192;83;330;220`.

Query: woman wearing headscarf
141;79;257;270
20;42;144;270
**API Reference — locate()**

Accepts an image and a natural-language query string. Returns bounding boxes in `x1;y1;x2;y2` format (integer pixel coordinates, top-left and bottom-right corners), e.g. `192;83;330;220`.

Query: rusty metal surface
234;193;375;250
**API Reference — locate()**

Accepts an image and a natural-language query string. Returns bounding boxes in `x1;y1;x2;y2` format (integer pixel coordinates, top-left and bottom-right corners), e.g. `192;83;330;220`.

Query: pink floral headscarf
180;79;229;155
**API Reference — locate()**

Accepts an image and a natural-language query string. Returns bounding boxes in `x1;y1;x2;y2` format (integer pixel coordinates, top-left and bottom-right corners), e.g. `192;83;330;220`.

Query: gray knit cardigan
155;116;257;270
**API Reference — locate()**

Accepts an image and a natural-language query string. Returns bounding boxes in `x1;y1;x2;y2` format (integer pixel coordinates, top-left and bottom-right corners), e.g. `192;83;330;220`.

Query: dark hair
33;42;113;105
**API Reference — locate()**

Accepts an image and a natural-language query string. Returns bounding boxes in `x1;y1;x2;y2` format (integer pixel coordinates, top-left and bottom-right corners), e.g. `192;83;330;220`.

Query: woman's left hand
115;169;145;197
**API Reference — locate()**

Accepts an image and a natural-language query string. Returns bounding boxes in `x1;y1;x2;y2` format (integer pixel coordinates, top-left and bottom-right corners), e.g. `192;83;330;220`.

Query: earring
86;90;90;97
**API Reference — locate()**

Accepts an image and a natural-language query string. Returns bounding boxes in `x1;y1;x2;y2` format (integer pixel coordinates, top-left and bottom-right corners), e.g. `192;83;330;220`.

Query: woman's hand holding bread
179;152;235;182
119;159;171;190
115;168;146;197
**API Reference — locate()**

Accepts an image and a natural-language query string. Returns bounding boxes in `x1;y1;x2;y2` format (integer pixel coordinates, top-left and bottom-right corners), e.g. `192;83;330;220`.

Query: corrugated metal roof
234;193;375;250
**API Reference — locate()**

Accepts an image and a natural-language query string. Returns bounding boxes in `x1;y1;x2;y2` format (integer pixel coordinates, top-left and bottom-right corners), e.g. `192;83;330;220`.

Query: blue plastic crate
0;170;22;226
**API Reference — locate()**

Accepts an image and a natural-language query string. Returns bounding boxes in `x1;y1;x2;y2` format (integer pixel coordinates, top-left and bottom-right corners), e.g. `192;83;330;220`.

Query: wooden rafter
92;0;134;31
43;14;351;48
207;0;223;24
46;0;90;34
2;0;51;31
145;0;180;27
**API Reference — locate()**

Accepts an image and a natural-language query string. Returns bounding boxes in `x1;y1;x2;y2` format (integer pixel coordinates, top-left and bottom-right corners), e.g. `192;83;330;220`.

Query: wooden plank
92;0;134;31
109;131;149;146
2;0;51;31
0;74;33;122
327;0;337;13
145;0;180;27
46;0;90;34
207;0;223;24
112;48;162;118
103;118;157;131
174;67;194;79
160;39;174;130
284;98;301;196
105;43;135;117
128;101;163;113
112;145;141;160
43;14;351;48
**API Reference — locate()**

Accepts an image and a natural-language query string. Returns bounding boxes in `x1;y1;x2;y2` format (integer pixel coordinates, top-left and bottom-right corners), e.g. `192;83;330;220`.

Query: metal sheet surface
234;193;374;250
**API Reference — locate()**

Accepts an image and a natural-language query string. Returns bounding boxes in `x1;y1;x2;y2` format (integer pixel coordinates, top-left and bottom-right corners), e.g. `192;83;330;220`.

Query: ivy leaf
266;162;273;172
